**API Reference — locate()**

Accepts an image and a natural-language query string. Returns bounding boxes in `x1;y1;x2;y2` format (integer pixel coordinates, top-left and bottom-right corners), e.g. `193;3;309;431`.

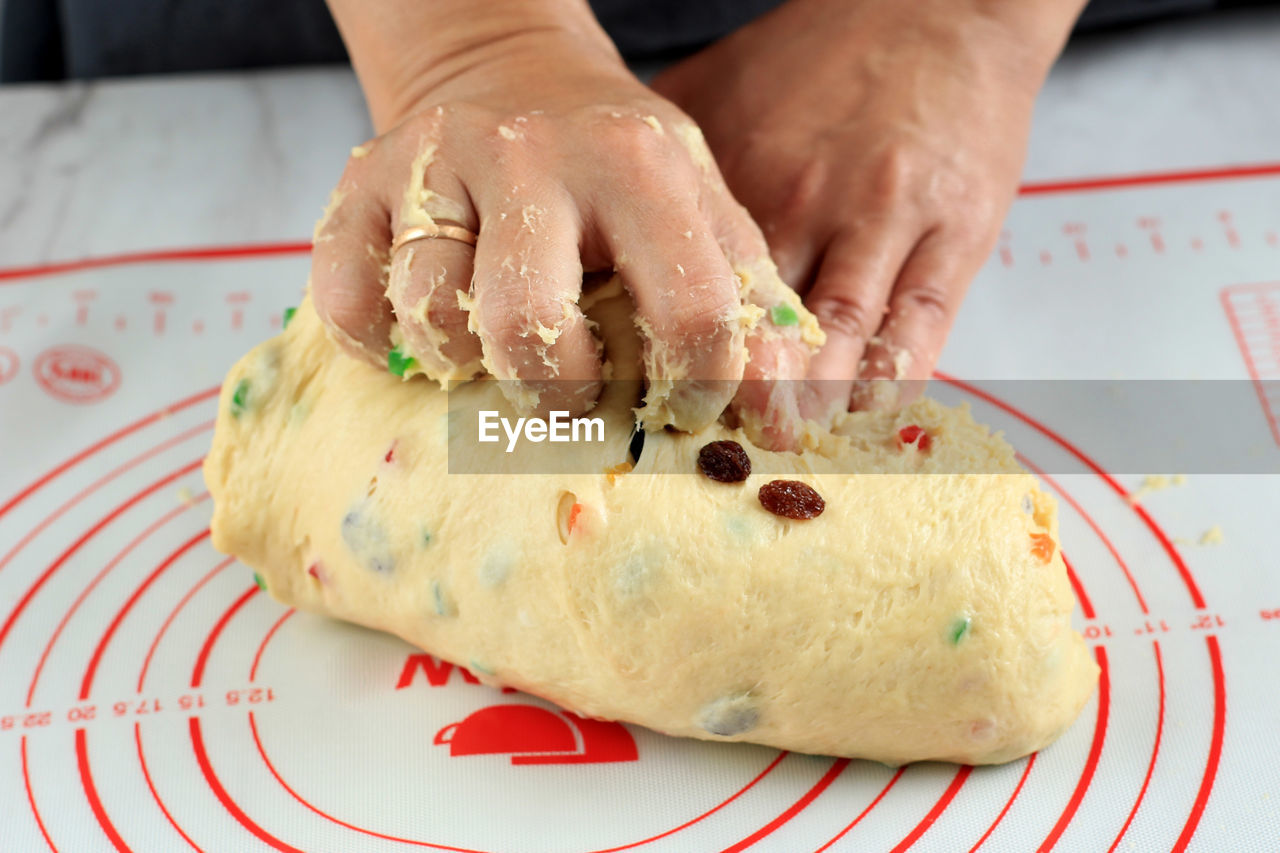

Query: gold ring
391;223;478;254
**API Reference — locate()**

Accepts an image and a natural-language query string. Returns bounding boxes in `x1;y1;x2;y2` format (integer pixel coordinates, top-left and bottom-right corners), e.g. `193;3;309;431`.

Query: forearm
763;0;1089;87
326;0;622;131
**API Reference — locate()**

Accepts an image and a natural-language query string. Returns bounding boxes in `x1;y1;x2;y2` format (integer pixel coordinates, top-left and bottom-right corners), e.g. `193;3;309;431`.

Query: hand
311;22;816;438
654;0;1084;412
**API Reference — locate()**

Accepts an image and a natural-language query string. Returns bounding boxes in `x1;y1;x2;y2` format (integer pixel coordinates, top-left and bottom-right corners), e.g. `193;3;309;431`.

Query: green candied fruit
230;378;251;417
282;307;297;329
949;615;972;645
387;345;417;378
431;580;456;617
769;304;799;327
469;659;495;676
253;572;267;591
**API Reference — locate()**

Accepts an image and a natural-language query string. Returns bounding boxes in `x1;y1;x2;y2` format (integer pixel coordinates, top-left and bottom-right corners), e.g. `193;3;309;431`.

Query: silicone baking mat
2;163;1279;852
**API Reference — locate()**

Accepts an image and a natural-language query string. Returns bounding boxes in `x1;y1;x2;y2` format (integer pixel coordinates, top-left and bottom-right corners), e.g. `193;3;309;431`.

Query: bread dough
205;285;1097;766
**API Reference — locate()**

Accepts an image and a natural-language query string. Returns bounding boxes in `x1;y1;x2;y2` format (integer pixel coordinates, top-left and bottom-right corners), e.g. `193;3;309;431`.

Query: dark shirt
0;0;1243;83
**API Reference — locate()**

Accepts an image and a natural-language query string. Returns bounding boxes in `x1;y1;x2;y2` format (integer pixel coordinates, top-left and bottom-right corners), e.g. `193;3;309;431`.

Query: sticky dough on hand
205;287;1097;765
389;244;821;439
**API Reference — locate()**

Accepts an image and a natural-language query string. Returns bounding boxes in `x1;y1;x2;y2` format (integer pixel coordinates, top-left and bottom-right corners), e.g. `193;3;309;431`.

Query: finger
309;143;394;364
468;186;602;415
385;139;484;381
705;192;818;450
385;239;484;381
854;227;978;408
722;148;829;292
731;327;812;450
600;192;745;432
800;221;921;419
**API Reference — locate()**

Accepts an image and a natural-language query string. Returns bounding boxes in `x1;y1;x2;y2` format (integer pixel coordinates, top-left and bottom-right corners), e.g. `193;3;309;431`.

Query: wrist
776;0;1086;83
384;30;630;128
330;0;624;131
966;0;1089;79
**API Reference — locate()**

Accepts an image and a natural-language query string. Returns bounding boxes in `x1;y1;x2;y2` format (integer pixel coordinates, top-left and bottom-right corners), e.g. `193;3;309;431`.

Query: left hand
654;0;1084;413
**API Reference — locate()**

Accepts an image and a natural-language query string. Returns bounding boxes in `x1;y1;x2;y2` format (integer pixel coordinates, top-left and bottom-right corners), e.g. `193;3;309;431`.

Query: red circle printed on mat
33;345;121;403
0;346;18;386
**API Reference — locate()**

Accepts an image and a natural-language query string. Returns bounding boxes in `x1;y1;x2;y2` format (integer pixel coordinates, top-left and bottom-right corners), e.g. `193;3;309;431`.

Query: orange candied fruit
605;462;633;484
1030;532;1055;564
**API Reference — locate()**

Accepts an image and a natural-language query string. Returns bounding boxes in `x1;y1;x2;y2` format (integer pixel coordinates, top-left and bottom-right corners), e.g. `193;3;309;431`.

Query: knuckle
591;116;672;168
727;127;775;176
337;139;377;183
312;283;361;330
312;283;384;357
957;199;1003;243
776;157;828;220
945;215;986;247
424;289;466;332
481;286;572;350
867;144;916;207
807;290;882;340
393;277;465;336
716;208;771;265
898;280;954;327
658;275;739;339
408;101;462;131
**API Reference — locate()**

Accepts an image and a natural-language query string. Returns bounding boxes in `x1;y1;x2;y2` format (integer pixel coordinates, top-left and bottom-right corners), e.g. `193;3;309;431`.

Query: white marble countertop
1;7;1278;270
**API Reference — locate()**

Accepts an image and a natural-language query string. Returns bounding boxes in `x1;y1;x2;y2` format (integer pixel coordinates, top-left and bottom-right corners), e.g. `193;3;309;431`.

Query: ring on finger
391;223;478;254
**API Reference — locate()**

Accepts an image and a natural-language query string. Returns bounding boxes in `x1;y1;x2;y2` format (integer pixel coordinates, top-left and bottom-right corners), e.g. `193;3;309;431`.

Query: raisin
697;440;752;483
897;424;932;452
628;424;646;463
758;480;825;519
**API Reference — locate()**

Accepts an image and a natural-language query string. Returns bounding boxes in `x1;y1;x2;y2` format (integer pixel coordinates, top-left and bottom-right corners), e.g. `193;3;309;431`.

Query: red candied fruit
897;425;932;452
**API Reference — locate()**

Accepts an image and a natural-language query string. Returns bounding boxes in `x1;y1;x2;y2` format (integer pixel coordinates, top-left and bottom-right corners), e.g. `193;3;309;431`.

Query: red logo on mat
435;704;638;766
0;347;17;386
33;345;120;403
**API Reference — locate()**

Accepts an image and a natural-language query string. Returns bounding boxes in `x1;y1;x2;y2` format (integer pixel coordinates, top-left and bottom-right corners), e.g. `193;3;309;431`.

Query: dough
205;284;1097;766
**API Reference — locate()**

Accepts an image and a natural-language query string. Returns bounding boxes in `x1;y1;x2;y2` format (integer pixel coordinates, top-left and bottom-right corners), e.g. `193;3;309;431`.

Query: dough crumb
398;143;440;229
641;115;664;134
1174;524;1224;547
176;486;195;506
350;143;371;159
1127;474;1187;504
673;123;715;173
891;345;913;380
497;125;518;140
1198;525;1224;546
521;205;542;233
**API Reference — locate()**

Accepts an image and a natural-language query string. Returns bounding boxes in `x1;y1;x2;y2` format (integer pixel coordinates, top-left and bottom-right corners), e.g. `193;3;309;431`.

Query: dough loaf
205;285;1097;765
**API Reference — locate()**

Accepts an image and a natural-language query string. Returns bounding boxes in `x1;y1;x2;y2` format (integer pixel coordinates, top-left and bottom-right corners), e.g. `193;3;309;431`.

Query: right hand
310;29;815;438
